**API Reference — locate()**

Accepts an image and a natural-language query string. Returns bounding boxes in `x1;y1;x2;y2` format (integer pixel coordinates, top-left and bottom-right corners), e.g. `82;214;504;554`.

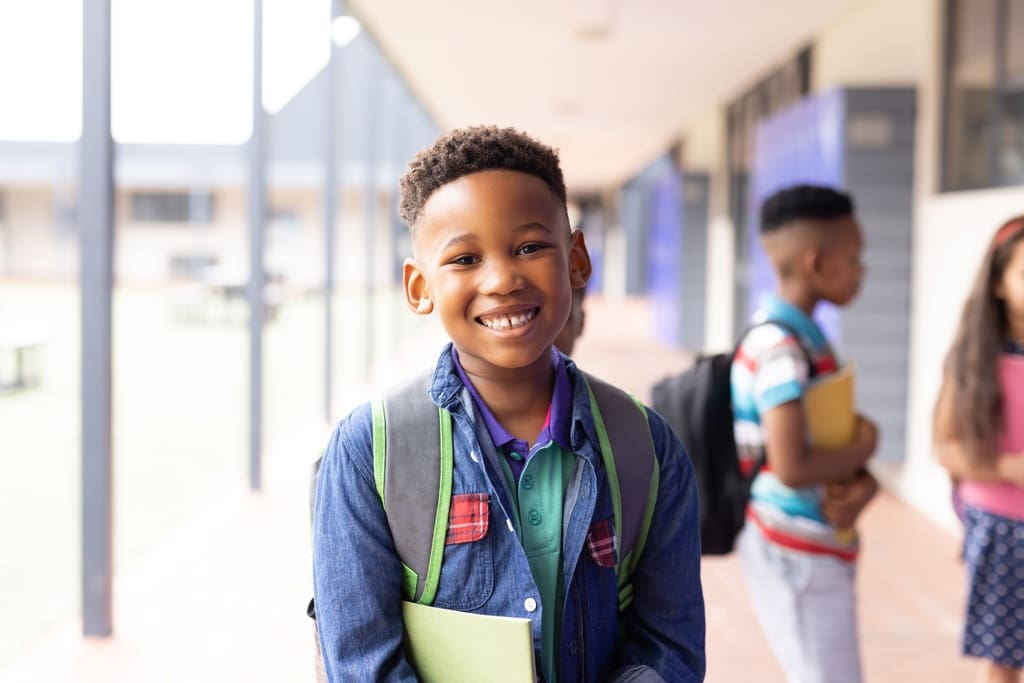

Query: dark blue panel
749;89;847;343
647;168;683;346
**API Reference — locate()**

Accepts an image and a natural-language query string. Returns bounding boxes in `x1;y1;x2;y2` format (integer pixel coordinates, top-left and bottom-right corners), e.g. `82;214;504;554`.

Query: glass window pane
1006;0;1024;81
999;0;1024;184
945;0;997;190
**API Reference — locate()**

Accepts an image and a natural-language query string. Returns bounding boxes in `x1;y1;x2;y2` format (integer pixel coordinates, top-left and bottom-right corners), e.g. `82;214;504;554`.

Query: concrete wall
0;180;397;293
680;107;736;352
0;186;76;279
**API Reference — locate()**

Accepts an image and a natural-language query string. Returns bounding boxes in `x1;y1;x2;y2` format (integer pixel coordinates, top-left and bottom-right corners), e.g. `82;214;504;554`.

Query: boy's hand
852;415;879;463
822;470;879;531
997;454;1024;487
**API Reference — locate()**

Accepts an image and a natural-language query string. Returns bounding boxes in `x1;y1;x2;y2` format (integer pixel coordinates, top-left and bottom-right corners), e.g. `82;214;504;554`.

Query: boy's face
811;216;865;307
403;169;591;377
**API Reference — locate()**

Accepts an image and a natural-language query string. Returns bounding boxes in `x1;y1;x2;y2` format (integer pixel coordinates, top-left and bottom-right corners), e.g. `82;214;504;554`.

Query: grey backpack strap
581;372;658;567
376;373;452;604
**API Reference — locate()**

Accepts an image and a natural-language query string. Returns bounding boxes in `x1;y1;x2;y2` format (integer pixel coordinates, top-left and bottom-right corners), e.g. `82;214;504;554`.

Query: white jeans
737;525;863;683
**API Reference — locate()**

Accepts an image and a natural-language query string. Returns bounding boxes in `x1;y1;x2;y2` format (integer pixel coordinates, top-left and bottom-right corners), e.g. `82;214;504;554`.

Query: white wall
899;188;1024;529
813;0;932;92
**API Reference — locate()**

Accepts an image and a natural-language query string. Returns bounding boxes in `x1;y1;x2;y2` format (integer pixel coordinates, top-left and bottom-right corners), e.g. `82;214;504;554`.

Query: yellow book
401;600;536;683
804;364;856;449
804;364;858;542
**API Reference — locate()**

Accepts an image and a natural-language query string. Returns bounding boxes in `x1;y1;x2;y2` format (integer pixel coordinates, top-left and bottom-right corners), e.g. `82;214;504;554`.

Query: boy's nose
479;259;525;295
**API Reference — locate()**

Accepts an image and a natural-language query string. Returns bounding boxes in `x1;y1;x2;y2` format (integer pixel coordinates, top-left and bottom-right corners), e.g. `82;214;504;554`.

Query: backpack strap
735;319;817;377
372;374;453;605
580;371;659;613
734;319;818;480
368;370;659;614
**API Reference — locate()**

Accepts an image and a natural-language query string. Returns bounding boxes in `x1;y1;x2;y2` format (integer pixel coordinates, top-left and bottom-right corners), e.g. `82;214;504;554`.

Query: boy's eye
450;255;479;266
518;243;547;255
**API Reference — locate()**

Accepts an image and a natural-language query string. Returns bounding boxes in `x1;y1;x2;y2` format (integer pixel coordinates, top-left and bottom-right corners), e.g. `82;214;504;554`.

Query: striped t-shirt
730;294;858;561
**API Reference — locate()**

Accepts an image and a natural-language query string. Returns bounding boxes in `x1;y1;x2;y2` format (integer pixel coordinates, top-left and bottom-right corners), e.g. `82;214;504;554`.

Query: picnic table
172;266;284;324
0;321;47;393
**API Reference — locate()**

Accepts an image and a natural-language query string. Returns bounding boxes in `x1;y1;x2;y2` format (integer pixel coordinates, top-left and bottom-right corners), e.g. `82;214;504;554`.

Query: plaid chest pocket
434;492;494;612
446;493;489;545
586;518;618;568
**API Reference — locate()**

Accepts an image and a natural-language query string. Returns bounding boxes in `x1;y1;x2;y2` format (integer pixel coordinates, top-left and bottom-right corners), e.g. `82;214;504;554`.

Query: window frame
942;0;1024;191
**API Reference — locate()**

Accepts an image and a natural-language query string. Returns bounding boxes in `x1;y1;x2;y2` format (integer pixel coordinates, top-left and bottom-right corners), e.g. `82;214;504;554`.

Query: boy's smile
403;169;590;378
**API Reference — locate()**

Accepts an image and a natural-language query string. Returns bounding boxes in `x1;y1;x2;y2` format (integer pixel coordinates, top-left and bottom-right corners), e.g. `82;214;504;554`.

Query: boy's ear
804;246;824;276
568;230;592;288
403;258;434;315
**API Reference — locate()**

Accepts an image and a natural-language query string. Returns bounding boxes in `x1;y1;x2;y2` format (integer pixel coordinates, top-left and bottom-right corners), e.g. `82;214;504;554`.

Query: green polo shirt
451;347;576;682
502;443;577;683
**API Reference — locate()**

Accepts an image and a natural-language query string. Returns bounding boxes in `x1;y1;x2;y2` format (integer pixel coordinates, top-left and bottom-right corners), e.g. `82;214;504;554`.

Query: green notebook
401;601;536;682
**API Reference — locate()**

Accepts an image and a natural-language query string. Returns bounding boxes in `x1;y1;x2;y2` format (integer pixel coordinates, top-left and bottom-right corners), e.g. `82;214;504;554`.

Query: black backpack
651;321;813;555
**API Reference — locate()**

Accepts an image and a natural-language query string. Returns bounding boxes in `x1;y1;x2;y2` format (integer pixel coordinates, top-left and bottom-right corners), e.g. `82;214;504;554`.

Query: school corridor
3;0;1020;680
0;296;976;683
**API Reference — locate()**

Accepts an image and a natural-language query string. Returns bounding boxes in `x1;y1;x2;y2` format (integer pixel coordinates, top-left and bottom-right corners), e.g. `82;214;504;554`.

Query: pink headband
994;217;1024;247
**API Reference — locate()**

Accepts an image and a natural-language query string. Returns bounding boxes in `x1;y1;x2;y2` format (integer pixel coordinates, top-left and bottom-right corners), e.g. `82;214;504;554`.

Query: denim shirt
312;344;706;682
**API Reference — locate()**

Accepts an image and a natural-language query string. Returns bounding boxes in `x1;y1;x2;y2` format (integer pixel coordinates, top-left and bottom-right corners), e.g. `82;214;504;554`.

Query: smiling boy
312;126;705;682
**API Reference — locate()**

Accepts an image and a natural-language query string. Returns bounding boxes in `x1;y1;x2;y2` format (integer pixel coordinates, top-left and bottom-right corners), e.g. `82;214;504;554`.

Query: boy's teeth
480;309;535;330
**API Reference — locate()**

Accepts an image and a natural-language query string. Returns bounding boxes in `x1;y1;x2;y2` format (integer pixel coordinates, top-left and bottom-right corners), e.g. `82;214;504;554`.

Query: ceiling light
331;15;360;47
571;0;616;41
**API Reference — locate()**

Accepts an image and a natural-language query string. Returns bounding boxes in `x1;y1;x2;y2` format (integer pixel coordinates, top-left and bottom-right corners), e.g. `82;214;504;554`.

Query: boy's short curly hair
760;184;854;234
399;125;567;228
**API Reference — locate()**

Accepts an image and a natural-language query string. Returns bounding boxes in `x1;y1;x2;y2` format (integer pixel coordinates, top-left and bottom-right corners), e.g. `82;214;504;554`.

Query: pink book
999;354;1024;452
959;354;1024;520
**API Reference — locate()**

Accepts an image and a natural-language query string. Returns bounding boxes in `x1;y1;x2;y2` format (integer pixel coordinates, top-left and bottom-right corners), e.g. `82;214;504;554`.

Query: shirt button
469;450;479;463
524;597;537;612
568;641;578;655
522;474;534;489
506;518;515;532
528;509;542;526
581;483;590;498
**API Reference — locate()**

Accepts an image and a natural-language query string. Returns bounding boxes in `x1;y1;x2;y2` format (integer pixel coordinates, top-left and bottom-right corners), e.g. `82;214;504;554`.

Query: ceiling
348;0;860;193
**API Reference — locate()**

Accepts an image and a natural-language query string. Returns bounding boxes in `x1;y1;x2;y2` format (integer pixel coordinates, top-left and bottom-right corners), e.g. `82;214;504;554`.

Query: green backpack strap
372;374;453;606
581;371;659;613
363;369;657;614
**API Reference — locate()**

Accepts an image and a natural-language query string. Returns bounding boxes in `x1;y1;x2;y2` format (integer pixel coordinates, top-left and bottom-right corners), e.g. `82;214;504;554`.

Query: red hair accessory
994;217;1024;247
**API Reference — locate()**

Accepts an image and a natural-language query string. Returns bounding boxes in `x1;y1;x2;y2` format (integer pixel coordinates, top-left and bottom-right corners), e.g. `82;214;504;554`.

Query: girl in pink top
935;215;1024;682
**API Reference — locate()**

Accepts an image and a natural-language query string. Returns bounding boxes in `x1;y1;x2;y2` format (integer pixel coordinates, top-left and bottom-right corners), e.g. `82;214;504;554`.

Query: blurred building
602;0;1024;529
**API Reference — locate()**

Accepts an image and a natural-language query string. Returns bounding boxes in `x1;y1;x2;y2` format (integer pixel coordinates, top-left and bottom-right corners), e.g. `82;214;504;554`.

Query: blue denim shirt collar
429;343;595;464
449;345;572;456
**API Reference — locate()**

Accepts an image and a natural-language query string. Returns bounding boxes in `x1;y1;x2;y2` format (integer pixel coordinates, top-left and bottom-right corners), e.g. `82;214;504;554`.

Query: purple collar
451;346;573;465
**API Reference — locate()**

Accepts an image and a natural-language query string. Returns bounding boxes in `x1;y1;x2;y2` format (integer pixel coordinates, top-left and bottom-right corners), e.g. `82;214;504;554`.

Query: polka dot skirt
962;504;1024;669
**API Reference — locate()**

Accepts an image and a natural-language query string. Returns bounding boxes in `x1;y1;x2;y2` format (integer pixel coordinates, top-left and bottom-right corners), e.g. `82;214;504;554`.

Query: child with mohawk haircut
312;126;705;682
731;184;879;683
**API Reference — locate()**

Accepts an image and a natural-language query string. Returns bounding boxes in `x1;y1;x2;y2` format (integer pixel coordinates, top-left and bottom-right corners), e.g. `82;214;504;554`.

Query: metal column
81;0;114;637
324;0;340;422
362;56;380;379
248;0;266;491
